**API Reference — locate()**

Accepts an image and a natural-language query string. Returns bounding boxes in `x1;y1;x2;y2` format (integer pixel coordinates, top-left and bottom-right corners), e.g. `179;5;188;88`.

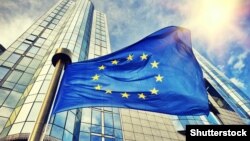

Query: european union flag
52;26;209;115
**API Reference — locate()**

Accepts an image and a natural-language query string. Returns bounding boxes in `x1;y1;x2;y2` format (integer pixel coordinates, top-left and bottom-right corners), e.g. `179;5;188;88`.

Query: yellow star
151;61;159;68
127;54;133;61
150;88;159;95
92;74;100;80
121;92;130;99
155;74;164;82
105;89;112;94
99;65;105;70
140;53;148;60
111;60;119;65
138;93;146;99
95;84;102;90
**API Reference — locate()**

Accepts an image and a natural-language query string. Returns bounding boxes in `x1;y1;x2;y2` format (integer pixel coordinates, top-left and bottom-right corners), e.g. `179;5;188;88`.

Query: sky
0;0;249;98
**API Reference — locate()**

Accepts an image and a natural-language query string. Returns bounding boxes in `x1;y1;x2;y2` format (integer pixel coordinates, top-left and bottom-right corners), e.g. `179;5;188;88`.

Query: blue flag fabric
52;26;209;115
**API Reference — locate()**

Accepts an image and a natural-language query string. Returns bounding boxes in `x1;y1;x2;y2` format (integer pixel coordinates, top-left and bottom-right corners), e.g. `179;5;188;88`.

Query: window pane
92;110;101;125
6;70;23;83
79;132;90;141
114;129;123;138
0;66;9;80
7;53;21;63
82;108;91;123
0;89;10;105
51;125;63;140
26;34;37;41
104;112;113;127
105;137;115;141
29;59;40;69
18;43;30;51
65;112;75;133
28;46;39;54
63;130;73;141
80;123;91;132
3;91;21;108
91;135;102;141
54;112;67;127
19;57;32;66
18;73;33;85
35;38;46;46
113;114;121;129
104;127;114;136
91;125;101;134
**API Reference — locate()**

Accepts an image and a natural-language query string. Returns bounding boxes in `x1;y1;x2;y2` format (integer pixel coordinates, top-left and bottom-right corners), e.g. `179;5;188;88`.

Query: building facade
0;0;249;140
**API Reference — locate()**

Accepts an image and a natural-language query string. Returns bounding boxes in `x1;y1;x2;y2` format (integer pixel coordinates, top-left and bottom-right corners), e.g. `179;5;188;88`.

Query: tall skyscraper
0;0;249;140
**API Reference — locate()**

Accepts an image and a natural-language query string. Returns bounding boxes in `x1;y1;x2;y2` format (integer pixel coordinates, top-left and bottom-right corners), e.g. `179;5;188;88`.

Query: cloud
230;77;245;89
232;52;249;71
0;0;57;48
228;56;236;65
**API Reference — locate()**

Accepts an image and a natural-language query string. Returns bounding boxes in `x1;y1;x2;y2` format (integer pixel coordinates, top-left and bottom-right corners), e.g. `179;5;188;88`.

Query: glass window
18;73;33;85
65;112;75;133
104;112;113;127
80;123;91;132
51;125;64;140
105;137;115;141
14;84;26;92
34;38;46;46
0;66;9;80
79;132;90;141
0;107;12;117
6;70;23;83
54;112;67;127
40;21;49;27
91;135;102;141
28;46;39;54
0;89;10;105
52;19;59;24
92;110;101;125
3;91;21;108
18;43;30;52
26;34;37;41
63;130;73;141
55;15;62;20
81;108;91;123
91;125;101;134
29;59;40;69
113;114;121;129
18;57;32;67
7;53;21;63
48;23;56;29
45;16;53;22
0;51;11;60
2;81;15;89
114;129;123;138
49;13;56;17
104;127;114;136
37;48;47;56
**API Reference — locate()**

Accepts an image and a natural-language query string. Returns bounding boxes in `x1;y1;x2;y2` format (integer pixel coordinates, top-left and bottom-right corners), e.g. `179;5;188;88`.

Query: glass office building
0;0;249;140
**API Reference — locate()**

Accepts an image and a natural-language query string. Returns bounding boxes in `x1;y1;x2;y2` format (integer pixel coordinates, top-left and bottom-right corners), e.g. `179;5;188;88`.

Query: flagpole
29;48;72;141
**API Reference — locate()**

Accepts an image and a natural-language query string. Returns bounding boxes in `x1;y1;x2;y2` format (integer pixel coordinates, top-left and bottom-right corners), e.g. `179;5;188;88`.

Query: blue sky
0;0;249;97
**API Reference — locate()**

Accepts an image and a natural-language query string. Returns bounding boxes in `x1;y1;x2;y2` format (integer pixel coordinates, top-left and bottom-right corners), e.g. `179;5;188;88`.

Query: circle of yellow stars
92;53;164;100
